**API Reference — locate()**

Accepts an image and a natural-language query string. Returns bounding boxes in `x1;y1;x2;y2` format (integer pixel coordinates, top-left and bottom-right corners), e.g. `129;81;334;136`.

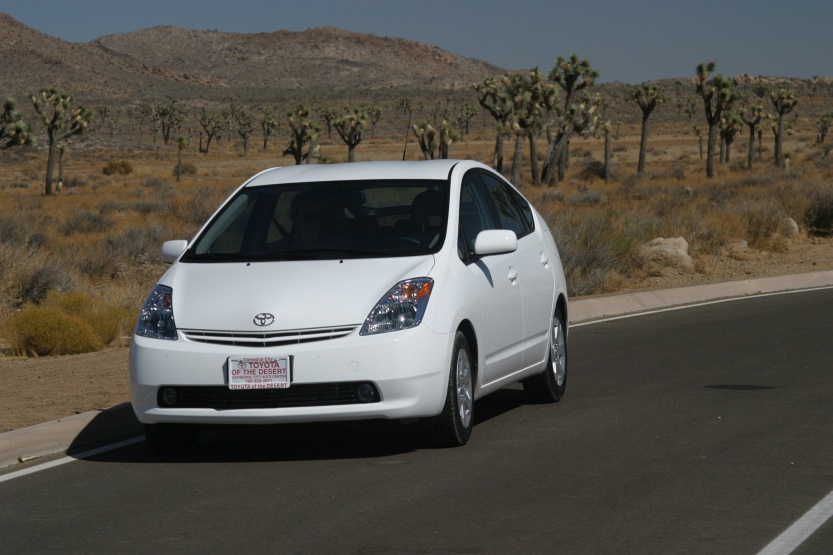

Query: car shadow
75;386;532;464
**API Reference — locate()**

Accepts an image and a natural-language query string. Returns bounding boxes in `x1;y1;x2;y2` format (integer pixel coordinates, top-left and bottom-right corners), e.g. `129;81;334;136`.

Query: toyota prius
130;160;569;451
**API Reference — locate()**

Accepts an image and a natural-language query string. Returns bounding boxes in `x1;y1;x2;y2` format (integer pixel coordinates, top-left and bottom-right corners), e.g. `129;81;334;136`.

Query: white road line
0;437;143;484
756;490;833;555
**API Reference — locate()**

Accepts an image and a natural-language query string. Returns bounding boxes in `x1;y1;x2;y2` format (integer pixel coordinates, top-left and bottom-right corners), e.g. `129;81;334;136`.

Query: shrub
63;176;87;188
2;305;102;356
1;291;131;356
170;185;232;226
42;291;130;346
173;162;198;176
16;266;75;306
103;160;133;175
61;211;113;234
802;183;833;235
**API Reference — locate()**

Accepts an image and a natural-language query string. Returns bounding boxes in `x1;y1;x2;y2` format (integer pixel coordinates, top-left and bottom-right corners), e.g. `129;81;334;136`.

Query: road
2;288;833;554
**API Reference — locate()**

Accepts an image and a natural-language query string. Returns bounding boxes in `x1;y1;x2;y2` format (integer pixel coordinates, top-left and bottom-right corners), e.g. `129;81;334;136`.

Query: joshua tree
817;112;833;145
260;107;278;150
740;103;764;169
364;105;382;139
283;105;320;165
154;98;186;145
769;87;799;167
473;76;512;173
631;82;667;174
30;87;93;195
231;105;255;156
1;97;33;150
503;68;555;185
318;106;339;140
196;107;226;154
692;125;704;159
412;121;437;160
396;97;414;160
333;107;367;162
719;111;743;163
542;54;600;185
454;100;478;140
437;120;457;160
695;61;741;178
175;136;187;182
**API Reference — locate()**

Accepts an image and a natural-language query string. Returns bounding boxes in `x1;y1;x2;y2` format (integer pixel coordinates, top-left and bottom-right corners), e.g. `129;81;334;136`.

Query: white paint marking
756;491;833;555
0;437;143;484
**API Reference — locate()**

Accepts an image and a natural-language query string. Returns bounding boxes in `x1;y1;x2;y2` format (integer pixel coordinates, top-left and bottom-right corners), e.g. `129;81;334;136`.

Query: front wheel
523;309;567;403
431;331;474;447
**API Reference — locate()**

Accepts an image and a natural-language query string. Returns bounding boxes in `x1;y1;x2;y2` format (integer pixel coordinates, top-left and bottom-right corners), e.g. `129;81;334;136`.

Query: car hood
160;256;436;331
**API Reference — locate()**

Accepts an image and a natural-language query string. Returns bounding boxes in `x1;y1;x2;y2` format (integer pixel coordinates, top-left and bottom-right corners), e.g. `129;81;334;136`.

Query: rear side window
478;172;533;238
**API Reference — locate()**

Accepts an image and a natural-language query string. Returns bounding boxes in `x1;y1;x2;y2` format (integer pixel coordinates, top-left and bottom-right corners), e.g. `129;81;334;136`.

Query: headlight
360;278;433;336
135;285;178;340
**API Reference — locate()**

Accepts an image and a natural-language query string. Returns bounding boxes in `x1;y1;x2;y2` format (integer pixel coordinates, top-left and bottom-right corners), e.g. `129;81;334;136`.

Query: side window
479;172;531;238
458;172;495;261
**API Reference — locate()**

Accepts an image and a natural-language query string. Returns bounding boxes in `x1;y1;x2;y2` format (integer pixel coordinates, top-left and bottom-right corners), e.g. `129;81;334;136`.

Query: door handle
508;266;518;284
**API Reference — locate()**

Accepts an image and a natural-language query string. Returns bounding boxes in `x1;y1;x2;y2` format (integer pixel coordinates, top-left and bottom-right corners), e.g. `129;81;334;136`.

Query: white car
130;160;568;451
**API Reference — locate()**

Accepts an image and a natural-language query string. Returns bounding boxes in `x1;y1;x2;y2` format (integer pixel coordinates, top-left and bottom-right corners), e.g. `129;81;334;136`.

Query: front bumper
129;324;452;425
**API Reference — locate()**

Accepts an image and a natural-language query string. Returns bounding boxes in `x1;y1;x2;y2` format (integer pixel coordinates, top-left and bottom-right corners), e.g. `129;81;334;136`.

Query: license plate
228;356;290;390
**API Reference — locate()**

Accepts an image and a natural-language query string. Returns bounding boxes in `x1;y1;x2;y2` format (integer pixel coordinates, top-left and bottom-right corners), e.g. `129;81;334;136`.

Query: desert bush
103;160;133;175
41;290;130;346
173;162;198;176
63;175;87;188
16;265;76;306
107;225;165;260
733;197;790;248
1;305;102;356
546;207;642;296
802;182;833;235
170;185;232;226
567;190;603;206
578;160;606;181
61;211;113;234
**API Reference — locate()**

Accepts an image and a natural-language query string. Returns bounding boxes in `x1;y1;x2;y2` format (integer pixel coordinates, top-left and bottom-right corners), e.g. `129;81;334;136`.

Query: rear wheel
143;424;199;453
523;309;567;403
431;331;474;447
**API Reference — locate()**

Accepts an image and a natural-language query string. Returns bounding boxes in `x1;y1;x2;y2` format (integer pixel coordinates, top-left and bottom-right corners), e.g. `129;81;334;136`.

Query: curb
2;269;833;469
0;403;141;469
569;270;833;323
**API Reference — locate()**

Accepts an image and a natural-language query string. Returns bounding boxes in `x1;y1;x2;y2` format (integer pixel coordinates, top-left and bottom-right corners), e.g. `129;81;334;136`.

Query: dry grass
2;124;833;354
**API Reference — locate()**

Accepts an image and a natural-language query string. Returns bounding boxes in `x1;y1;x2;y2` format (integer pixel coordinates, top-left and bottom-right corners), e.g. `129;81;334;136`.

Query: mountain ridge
0;13;505;103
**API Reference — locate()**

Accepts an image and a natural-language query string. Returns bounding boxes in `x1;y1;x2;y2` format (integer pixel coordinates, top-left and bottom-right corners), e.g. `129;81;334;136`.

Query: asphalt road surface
2;288;833;554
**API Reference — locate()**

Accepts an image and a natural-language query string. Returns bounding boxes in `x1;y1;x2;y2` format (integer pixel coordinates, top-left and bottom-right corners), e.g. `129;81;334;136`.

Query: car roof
243;160;480;187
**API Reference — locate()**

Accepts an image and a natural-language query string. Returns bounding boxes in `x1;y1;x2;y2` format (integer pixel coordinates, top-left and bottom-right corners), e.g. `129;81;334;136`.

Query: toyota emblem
253;313;275;327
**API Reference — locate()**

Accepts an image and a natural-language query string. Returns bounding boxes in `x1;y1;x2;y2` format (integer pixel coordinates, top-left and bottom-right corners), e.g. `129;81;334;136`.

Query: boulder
639;237;695;275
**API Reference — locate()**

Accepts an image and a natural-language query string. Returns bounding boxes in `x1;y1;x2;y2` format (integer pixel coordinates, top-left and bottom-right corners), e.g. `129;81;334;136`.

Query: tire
523;309;567;403
143;423;199;453
431;331;474;447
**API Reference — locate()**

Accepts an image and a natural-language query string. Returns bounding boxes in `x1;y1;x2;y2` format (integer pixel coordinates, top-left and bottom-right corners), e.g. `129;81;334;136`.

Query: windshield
181;179;449;262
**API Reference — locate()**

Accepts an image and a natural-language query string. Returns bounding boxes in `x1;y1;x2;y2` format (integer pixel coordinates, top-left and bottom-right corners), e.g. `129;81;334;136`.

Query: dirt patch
1;236;832;434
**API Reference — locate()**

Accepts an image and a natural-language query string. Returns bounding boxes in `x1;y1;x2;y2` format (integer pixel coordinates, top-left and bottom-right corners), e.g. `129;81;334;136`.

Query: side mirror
160;240;189;263
474;229;518;256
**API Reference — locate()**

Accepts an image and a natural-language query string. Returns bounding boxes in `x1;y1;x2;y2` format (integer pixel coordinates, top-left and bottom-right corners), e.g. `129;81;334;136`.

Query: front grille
180;325;358;348
157;382;380;409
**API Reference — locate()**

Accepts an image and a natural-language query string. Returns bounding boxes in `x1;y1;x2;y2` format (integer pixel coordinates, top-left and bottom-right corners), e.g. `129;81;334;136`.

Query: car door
459;171;524;386
478;172;555;369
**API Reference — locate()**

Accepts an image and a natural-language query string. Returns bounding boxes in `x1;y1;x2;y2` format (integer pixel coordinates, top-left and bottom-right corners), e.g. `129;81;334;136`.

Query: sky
3;0;833;84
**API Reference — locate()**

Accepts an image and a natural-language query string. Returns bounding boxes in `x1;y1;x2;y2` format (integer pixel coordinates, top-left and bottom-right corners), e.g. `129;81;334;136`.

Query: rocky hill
0;13;504;104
